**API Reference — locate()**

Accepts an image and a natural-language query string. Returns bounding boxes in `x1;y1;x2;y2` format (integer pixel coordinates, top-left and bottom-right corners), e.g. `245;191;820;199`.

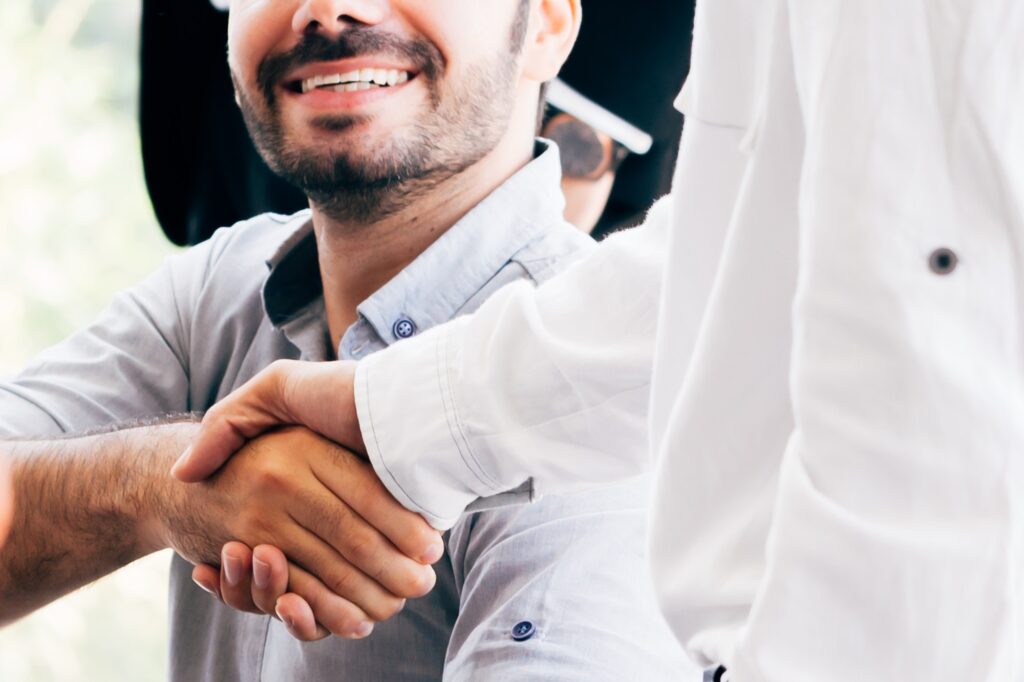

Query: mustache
257;28;446;104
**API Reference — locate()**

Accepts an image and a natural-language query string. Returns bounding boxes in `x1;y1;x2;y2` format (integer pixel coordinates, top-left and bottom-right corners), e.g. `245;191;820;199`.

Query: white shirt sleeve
730;1;1024;679
354;198;672;529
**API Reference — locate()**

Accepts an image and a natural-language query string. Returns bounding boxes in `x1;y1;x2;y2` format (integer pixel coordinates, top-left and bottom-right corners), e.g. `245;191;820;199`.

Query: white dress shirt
355;0;1024;678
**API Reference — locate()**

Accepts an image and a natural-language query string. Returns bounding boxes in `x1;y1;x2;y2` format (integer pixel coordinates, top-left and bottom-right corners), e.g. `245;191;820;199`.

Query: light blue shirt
0;142;694;680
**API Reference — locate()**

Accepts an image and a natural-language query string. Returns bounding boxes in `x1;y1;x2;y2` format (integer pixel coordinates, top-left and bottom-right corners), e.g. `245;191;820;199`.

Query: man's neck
313;136;534;354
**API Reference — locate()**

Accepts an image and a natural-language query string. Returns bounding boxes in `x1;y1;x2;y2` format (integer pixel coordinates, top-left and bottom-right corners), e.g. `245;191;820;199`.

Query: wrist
132;423;201;555
281;360;365;454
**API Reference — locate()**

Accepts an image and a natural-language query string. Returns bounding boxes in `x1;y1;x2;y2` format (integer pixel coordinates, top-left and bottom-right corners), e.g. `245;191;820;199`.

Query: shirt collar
262;211;320;329
262;140;566;346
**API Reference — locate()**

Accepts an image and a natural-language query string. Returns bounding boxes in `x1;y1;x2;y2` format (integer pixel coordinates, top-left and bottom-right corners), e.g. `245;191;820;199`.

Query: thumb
171;359;363;482
171;361;294;482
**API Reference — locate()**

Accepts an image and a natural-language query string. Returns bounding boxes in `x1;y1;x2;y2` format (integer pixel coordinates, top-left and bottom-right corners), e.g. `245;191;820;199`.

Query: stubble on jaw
232;0;532;226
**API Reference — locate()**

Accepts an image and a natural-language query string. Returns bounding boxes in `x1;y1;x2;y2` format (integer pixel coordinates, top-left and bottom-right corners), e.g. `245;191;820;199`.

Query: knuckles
412;527;443;559
341;529;379;567
325;568;361;601
364;595;406;622
412;565;437;597
248;458;294;496
321;612;365;640
393;564;436;600
232;504;277;543
233;431;311;495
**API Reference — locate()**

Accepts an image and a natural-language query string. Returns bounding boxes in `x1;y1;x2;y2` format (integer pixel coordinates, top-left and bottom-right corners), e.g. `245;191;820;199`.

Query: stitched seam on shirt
166;260;192;384
127;291;189;379
362;354;450;521
255;616;271;682
439;329;503;493
0;385;68;433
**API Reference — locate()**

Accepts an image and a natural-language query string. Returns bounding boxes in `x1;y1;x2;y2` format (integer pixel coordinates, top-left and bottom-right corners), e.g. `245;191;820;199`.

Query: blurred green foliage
0;1;179;680
0;0;178;374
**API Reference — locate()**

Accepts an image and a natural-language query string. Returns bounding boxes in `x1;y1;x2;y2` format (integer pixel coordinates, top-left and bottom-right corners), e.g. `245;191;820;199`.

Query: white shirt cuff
354;319;507;530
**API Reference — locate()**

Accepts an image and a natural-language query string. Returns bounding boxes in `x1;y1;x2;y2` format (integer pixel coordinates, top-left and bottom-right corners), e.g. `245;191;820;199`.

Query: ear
521;0;582;83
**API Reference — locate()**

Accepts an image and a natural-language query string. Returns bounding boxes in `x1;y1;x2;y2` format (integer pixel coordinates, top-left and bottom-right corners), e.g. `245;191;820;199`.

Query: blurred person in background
0;1;696;679
140;0;693;242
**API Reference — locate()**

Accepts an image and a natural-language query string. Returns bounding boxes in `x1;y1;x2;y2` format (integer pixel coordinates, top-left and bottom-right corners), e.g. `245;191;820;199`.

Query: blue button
511;620;536;641
929;247;958;275
393;318;417;339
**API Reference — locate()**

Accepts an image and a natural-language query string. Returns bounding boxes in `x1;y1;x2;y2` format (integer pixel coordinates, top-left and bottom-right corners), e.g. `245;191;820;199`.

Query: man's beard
234;21;525;225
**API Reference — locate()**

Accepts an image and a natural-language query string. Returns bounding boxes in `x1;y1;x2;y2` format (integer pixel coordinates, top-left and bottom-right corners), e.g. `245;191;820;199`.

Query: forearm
0;420;198;624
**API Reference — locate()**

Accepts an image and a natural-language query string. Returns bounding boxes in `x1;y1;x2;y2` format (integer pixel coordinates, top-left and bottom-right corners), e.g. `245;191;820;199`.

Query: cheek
227;25;260;86
227;4;295;85
399;1;496;69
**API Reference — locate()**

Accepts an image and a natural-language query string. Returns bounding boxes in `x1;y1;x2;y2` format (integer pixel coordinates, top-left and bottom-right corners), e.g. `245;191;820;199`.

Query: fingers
286;523;416;622
283;563;376;641
193;543;382;643
192;563;222;600
288;482;437;600
311;447;444;565
250;544;289;616
275;592;328;641
220;542;261;614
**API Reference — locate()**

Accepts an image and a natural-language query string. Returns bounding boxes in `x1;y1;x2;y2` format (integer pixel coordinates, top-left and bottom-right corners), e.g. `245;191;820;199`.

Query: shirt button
392;318;417;339
929;248;958;275
511;620;536;641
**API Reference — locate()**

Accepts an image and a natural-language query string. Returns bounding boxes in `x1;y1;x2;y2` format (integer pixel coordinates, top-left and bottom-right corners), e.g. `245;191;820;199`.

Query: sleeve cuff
354;320;497;530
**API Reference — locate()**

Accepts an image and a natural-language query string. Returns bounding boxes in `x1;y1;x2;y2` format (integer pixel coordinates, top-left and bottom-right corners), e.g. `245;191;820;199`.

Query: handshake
167;359;443;642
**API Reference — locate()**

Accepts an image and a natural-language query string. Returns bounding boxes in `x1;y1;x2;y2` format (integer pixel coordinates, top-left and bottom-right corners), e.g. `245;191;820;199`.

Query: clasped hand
167;361;440;641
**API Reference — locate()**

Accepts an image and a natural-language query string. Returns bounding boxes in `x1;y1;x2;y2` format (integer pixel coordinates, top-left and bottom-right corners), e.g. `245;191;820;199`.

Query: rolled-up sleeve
0;238;218;438
355;198;672;530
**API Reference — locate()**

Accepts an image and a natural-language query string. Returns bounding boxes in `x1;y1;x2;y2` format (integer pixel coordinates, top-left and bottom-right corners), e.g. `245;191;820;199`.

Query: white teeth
300;69;411;93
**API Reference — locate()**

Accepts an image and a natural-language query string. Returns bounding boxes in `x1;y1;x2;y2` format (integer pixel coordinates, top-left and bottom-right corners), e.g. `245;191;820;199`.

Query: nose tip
292;1;388;37
291;7;336;37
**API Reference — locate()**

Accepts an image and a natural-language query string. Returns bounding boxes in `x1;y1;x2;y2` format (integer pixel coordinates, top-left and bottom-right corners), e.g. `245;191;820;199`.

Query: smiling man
0;0;693;679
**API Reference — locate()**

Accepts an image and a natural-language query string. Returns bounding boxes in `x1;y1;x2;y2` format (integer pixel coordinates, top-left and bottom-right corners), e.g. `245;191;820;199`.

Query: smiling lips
298;68;412;93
